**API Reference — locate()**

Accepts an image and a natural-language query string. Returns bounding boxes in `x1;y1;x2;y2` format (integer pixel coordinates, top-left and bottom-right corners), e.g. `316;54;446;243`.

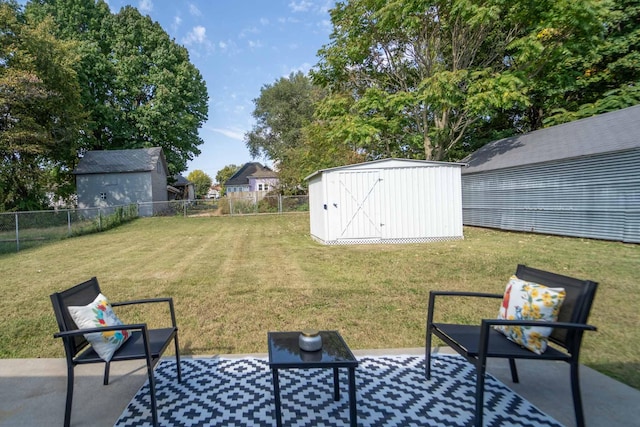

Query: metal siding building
305;159;465;245
461;105;640;243
74;147;169;217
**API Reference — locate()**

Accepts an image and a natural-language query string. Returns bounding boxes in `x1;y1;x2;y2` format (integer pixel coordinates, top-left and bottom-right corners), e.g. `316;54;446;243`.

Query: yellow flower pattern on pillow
496;276;566;354
68;293;131;361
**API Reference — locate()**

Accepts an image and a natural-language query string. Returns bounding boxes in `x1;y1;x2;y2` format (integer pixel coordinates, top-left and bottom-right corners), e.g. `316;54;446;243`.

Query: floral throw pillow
68;293;130;362
496;276;566;354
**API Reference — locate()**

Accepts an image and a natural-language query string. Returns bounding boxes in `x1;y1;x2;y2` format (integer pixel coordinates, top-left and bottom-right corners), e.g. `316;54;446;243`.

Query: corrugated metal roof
462;104;640;174
304;158;466;181
73;147;165;174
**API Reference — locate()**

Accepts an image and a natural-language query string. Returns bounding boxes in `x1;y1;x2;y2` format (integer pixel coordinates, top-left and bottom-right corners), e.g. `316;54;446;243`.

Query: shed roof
73;147;167;175
462;104;640;174
225;162;277;186
172;174;192;187
304;158;466;181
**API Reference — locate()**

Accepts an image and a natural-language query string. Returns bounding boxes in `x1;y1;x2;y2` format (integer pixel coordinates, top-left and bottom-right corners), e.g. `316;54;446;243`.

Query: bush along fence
0;204;138;253
137;194;309;217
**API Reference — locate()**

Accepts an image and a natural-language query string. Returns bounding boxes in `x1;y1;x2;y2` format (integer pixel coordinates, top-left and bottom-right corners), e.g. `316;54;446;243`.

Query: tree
25;0;117;151
25;1;209;175
215;164;240;196
543;0;640;125
312;0;604;161
187;170;212;199
245;72;321;165
247;72;344;189
1;1;85;210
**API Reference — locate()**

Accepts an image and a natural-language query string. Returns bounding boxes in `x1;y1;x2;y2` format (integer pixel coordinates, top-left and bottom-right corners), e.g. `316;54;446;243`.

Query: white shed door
334;171;382;240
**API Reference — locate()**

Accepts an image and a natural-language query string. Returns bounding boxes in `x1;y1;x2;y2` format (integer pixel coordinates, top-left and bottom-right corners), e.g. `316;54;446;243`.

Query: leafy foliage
0;2;85;210
187;170;212;199
26;1;210;175
245;72;362;190
311;0;608;161
543;0;640;125
0;0;209;212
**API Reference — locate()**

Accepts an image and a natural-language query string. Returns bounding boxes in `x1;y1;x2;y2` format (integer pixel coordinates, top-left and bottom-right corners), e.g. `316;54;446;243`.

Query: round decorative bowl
299;329;322;352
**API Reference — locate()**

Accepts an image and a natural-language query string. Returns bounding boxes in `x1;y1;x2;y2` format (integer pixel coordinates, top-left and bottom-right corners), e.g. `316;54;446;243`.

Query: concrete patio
1;347;638;427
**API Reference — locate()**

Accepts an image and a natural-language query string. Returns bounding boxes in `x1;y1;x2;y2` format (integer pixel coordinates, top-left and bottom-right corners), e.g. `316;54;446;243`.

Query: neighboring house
461;104;640;243
225;162;279;196
206;185;221;199
305;158;465;245
168;175;195;201
73;147;169;217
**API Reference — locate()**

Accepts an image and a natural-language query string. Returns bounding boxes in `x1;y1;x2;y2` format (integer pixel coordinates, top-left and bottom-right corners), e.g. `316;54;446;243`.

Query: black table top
267;330;358;369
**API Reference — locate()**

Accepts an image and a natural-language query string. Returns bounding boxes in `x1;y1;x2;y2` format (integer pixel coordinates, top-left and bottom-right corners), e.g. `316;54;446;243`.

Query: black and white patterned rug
115;354;562;427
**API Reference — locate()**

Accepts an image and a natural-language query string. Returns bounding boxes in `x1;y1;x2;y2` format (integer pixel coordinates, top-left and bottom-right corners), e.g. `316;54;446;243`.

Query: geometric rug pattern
115;354;563;427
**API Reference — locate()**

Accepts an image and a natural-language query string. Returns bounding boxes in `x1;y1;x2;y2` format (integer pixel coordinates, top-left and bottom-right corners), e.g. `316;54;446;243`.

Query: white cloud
183;26;207;45
260;17;269;26
289;0;313;12
172;15;182;32
189;3;202;16
248;40;263;49
208;127;246;141
288;62;312;75
239;26;259;39
138;0;153;14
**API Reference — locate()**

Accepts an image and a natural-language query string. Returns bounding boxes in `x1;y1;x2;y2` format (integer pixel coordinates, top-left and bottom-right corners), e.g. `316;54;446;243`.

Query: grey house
461;104;640;243
74;147;169;217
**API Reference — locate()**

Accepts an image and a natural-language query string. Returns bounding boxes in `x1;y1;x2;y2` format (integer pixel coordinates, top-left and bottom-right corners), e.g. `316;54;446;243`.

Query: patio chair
425;264;598;427
50;277;181;427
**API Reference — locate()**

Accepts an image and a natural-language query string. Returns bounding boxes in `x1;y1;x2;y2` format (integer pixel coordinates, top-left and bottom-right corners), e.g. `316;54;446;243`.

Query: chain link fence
0;204;139;253
0;195;309;253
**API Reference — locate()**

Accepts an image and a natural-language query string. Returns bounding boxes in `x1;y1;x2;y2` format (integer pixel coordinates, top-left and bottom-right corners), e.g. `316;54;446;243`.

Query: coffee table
267;330;359;426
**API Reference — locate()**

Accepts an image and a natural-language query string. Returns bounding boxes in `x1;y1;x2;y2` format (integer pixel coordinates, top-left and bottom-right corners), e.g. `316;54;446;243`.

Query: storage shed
305;159;465;245
74;147;169;217
461;104;640;243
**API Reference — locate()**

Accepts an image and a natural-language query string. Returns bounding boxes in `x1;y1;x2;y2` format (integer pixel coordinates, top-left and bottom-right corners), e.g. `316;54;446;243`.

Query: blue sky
101;0;337;181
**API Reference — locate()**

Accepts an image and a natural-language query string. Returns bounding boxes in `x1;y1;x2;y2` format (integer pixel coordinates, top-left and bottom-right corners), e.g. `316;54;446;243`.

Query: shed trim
304;158;466;181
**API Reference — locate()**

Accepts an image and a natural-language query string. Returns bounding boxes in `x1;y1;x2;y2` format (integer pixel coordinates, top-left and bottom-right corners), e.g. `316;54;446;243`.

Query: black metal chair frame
50;277;182;427
425;264;598;427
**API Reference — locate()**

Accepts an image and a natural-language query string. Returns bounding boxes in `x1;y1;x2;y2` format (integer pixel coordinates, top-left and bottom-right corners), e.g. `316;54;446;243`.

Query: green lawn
0;213;637;390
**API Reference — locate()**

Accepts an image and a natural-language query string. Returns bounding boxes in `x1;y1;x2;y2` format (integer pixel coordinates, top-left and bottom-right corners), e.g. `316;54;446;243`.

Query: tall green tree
25;1;209;175
105;7;208;174
543;0;640;125
245;72;351;192
25;0;116;150
246;72;321;162
0;1;85;210
187;170;212;199
312;0;604;161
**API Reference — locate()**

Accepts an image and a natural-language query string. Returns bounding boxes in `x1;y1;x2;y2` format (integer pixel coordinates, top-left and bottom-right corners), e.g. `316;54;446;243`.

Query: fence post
67;209;72;236
184;200;187;217
98;208;102;231
15;212;19;252
229;197;233;216
279;194;283;214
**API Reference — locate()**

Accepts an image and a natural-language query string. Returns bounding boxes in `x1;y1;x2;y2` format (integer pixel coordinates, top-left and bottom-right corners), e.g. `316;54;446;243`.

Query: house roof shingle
462;104;640;174
73;147;165;175
225;162;277;186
